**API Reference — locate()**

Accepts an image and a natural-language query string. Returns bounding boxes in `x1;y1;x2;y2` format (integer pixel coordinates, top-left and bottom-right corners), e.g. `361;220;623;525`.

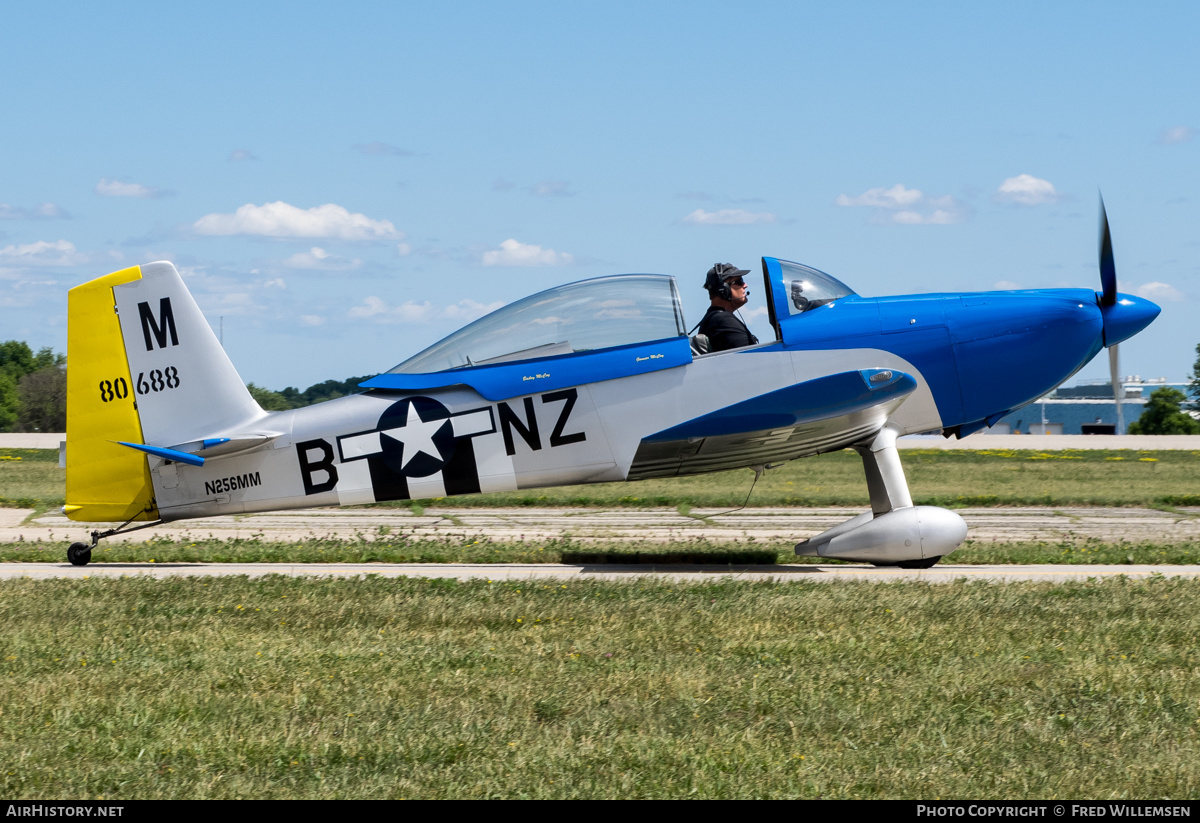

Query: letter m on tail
138;297;179;350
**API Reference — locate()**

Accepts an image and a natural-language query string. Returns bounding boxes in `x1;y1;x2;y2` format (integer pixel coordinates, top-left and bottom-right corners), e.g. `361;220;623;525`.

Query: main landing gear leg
66;518;162;567
795;427;967;567
856;428;947;568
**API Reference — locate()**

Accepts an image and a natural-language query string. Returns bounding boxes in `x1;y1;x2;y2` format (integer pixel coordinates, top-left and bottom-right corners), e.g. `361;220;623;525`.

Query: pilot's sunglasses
727;278;746;287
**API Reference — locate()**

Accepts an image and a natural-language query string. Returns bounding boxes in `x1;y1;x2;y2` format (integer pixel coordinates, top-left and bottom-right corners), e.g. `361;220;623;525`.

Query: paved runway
5;504;1199;546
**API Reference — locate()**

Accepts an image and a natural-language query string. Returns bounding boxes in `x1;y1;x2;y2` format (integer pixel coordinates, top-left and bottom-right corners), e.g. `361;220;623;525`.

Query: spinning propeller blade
1099;196;1117;307
1109;345;1125;436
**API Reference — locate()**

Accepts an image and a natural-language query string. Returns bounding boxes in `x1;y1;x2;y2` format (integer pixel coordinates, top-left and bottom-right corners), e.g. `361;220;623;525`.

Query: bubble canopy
390;274;687;374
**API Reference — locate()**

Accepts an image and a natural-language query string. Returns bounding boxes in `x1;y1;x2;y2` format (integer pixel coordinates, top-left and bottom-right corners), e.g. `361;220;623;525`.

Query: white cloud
228;149;257;161
992;280;1023;291
1159;126;1195;145
836;184;924;209
837;184;968;225
0;202;70;219
993;174;1060;206
482;238;574;267
1128;281;1185;302
193;201;399;241
299;315;325;326
682;208;777;226
347;296;503;324
282;246;363;271
531;180;574;197
32;202;69;218
348;297;434;323
0;239;86;266
348;295;388;318
95;178;166;198
442;298;504;322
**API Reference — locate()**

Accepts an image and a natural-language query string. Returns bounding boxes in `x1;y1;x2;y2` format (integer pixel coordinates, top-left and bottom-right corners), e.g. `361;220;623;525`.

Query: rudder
65;266;157;522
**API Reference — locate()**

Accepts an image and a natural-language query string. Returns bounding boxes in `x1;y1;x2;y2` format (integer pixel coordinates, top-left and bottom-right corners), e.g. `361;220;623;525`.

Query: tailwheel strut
65;518;162;567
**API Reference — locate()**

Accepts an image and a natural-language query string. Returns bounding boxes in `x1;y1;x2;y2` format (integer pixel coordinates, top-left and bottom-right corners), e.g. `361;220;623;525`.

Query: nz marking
204;472;263;496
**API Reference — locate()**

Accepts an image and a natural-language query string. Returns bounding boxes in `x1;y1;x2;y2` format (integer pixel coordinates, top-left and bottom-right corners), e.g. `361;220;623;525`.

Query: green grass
0;449;62;511
4;447;1200;511
4;535;1200;566
3;575;1199;799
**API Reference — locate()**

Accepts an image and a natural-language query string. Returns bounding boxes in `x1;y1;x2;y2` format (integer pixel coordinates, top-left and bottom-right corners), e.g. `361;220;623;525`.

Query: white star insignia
380;403;449;470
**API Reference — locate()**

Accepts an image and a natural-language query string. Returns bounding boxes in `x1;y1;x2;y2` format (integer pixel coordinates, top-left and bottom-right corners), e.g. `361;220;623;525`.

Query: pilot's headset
705;263;751;301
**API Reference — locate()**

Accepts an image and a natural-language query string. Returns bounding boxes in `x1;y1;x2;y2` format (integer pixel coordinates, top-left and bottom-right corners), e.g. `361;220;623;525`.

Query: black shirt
698;306;758;352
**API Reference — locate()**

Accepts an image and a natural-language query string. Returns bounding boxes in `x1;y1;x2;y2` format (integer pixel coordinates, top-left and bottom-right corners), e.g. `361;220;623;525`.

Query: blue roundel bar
643;368;916;442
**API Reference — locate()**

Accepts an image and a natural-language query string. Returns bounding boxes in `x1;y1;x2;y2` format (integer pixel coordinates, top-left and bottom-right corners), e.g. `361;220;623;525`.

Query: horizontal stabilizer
117;441;205;467
168;433;278;458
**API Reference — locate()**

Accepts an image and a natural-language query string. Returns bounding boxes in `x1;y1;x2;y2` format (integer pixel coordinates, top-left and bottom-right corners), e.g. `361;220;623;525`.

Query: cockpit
361;258;857;401
389;274;686;374
763;258;857;330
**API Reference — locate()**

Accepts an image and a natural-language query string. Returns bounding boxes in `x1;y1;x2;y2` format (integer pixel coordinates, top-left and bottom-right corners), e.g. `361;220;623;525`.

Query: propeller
1099;197;1117;307
1099;196;1124;434
1109;344;1125;435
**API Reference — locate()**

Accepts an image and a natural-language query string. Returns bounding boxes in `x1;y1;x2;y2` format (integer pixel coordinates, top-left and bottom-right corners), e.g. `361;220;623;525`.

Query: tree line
245;376;377;411
1128;343;1200;435
0;341;66;432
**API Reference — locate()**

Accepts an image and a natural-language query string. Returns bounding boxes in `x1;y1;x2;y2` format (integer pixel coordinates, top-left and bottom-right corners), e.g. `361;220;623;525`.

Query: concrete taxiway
4;505;1199;546
4;505;1197;584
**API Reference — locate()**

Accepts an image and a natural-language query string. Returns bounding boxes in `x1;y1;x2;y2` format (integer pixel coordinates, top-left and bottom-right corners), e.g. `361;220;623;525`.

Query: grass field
3;574;1198;799
3;535;1200;566
0;449;62;511
3;447;1200;511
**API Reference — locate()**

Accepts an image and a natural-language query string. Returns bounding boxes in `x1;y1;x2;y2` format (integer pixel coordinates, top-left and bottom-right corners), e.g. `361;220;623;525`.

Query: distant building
991;377;1191;435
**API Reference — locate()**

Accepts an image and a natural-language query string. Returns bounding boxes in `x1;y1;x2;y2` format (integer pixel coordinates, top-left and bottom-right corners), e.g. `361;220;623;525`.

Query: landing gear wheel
897;556;942;570
67;542;92;567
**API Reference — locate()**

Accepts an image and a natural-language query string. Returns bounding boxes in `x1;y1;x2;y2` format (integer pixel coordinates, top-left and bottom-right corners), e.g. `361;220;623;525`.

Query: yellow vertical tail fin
64;266;158;522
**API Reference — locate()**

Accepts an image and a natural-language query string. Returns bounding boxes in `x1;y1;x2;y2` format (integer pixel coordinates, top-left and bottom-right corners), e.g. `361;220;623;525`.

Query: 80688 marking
98;367;180;403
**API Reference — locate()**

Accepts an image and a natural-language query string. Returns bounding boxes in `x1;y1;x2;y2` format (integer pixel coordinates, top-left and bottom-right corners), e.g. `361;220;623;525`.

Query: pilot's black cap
705;262;751;295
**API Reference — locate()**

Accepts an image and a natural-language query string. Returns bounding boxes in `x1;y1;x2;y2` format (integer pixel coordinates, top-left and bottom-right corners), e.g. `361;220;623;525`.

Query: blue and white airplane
62;207;1159;568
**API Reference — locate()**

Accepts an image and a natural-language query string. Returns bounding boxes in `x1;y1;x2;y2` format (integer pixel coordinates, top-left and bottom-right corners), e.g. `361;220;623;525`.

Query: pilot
698;263;759;352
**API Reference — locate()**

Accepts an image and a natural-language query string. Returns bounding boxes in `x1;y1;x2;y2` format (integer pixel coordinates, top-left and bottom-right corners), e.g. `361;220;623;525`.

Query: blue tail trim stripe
117;441;206;467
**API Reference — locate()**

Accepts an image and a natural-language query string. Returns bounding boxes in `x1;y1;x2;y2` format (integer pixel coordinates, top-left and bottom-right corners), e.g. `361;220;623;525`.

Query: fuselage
147;285;1158;522
64;259;1161;525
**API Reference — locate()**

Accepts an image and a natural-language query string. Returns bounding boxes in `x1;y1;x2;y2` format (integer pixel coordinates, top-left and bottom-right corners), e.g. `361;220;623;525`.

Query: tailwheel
67;542;92;567
897;556;942;570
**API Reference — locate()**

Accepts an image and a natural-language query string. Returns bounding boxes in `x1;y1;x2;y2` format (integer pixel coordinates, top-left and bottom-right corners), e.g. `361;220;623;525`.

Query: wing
627;369;916;479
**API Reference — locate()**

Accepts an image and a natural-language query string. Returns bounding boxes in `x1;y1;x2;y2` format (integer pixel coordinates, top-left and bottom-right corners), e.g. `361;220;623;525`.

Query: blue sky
2;2;1196;389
